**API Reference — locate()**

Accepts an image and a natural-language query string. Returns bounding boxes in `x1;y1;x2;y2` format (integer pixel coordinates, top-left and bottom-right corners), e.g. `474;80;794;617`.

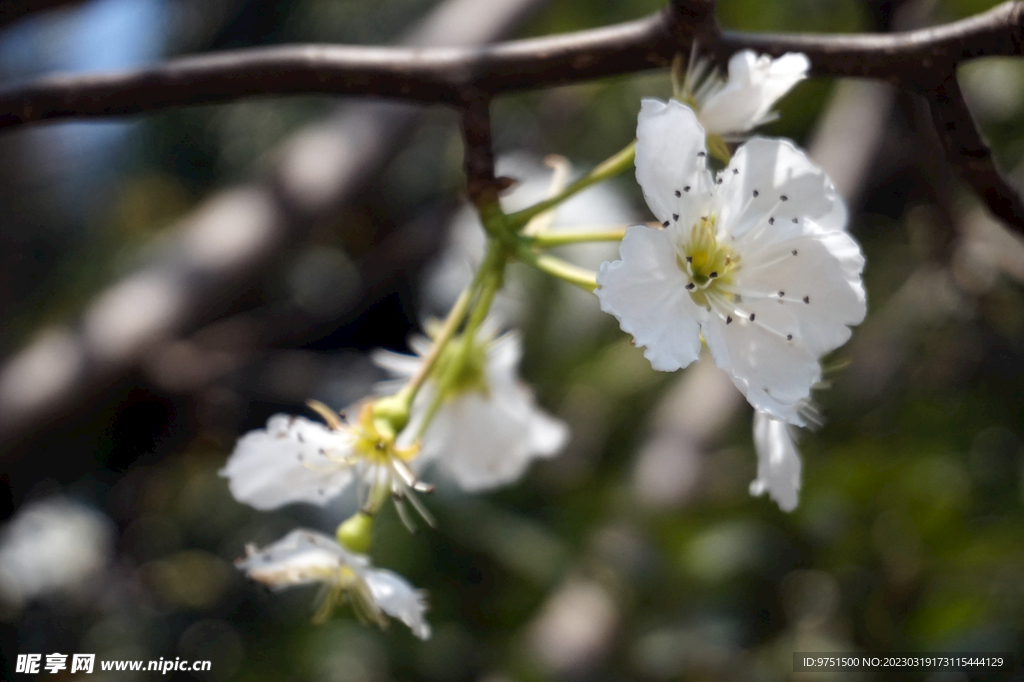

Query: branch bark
0;1;1021;127
924;74;1024;231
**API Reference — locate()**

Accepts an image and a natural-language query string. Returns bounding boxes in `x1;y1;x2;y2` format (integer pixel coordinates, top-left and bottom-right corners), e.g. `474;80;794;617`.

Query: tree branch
0;1;1021;129
925;74;1024;232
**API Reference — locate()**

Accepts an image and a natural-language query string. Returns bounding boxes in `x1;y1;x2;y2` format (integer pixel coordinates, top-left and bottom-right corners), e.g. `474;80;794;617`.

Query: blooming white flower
596;99;866;424
237;529;431;638
220;401;424;512
374;327;569;492
750;411;802;512
685;50;810;137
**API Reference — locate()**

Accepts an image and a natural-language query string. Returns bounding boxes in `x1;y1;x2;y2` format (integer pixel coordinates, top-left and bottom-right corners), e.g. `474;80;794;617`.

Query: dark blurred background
1;0;1023;680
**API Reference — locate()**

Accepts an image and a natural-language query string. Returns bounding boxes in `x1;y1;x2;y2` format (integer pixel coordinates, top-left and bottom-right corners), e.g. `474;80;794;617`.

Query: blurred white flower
237;529;430;638
220;401;425;512
596;99;865;424
750;411;802;512
0;497;114;608
685;50;810;137
374;326;569;492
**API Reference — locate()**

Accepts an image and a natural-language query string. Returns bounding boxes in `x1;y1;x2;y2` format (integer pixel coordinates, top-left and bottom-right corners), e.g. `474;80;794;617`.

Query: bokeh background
1;0;1023;680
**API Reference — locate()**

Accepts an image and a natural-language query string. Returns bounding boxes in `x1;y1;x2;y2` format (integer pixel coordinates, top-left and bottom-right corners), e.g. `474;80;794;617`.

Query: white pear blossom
237;529;431;639
374;327;569;492
596;99;865;424
220;401;426;513
685;50;810;137
750;411;802;512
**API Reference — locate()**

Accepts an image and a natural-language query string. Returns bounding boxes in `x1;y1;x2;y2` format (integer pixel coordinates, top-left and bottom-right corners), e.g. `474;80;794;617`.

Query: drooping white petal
237;529;431;639
635;98;712;225
750;411;802;512
236;529;362;588
362;568;431;640
220;415;356;510
698;51;809;136
596;225;705;372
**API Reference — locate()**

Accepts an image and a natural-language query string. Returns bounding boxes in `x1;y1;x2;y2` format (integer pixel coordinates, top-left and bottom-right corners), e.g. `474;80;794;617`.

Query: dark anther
318;448;325;455
753;189;759;197
686;256;692;263
685;283;695;290
803;296;810;304
684;185;691;192
786;334;793;340
733;168;739;174
297;433;304;443
778;291;785;297
791;249;798;256
726;316;733;324
672;213;679;221
750;313;756;321
792;218;798;223
697;151;706;157
662;220;670;227
768;217;775;225
716;177;723;184
709;271;718;278
675;190;681;197
780;195;788;201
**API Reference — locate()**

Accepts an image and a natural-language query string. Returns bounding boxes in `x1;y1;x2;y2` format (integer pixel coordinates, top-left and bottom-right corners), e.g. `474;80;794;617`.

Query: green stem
518;246;598;291
506;140;637;230
706;134;731;165
529;228;627;248
415;241;505;440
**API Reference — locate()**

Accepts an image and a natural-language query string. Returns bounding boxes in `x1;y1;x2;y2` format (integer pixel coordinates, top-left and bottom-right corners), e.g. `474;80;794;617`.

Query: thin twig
924;74;1024;232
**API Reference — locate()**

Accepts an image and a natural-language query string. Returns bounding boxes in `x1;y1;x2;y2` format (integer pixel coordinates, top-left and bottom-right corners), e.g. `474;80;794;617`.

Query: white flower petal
596;225;705;372
424;386;568;492
377;328;568;492
237;529;432;639
699;51;809;136
737;232;866;357
362;568;431;640
220;415;355;510
702;309;820;423
714;137;842;244
750;411;802;512
236;529;357;588
371;348;424;377
635;98;712;224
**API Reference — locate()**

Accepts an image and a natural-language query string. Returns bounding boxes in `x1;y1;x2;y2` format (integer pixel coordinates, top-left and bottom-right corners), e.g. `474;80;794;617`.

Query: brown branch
925;74;1024;232
0;1;1021;129
460;92;498;207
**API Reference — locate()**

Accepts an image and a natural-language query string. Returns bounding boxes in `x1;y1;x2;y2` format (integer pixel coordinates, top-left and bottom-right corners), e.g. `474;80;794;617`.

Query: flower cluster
222;320;568;635
220;47;866;639
598;50;865;509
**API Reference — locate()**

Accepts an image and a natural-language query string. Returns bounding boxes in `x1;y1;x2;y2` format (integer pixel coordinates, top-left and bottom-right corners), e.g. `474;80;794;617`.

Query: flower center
676;214;740;307
347;403;418;465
